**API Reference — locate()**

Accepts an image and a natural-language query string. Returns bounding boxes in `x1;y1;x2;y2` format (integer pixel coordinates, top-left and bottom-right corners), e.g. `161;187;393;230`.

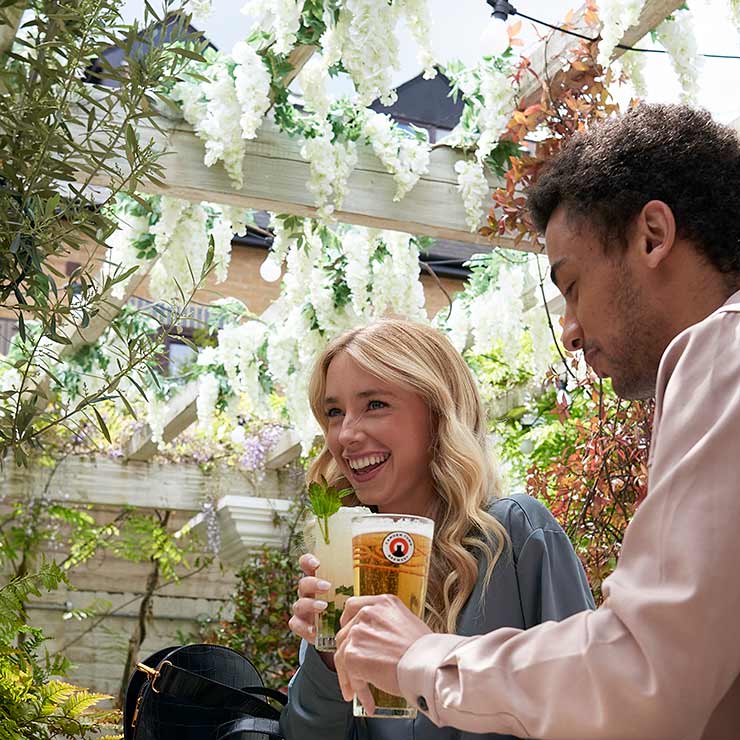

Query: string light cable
486;0;740;60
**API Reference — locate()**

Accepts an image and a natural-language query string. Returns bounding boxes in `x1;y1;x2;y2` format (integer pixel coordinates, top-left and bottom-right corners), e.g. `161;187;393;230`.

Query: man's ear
635;200;676;268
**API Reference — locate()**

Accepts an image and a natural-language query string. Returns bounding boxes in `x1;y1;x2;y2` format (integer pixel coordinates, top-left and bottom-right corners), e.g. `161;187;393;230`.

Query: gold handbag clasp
135;660;172;694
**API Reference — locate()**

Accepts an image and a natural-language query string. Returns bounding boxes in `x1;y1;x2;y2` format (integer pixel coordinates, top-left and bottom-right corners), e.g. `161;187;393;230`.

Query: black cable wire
512;8;740;61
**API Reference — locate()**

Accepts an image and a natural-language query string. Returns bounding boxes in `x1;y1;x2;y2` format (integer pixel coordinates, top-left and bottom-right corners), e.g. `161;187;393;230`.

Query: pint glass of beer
351;513;434;719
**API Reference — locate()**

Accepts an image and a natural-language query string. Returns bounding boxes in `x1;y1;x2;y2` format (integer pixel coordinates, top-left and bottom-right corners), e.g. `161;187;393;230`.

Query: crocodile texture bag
123;644;286;740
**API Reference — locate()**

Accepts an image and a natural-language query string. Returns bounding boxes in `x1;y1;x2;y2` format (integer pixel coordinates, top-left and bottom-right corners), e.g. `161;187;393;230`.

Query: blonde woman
281;319;594;740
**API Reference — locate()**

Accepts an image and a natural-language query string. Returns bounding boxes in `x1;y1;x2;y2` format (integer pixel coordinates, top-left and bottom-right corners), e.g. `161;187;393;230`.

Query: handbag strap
154;662;286;720
215;717;284;740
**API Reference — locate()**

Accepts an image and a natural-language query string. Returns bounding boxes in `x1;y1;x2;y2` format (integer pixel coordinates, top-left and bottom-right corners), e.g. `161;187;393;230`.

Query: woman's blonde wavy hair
307;318;508;634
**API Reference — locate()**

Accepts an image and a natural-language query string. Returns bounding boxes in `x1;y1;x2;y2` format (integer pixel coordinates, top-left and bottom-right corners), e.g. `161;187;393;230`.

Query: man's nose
561;310;584;352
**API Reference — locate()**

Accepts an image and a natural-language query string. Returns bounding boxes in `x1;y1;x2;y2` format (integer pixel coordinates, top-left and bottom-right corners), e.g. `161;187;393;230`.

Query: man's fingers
352;679;376;716
292;597;328;619
339;595;386;627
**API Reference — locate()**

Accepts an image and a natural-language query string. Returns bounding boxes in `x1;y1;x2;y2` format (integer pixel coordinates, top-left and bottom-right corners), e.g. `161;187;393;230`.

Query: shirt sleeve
397;309;740;740
280;640;358;740
516;525;595;626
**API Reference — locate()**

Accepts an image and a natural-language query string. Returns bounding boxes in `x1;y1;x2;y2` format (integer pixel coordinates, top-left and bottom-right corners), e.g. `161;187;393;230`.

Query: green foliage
0;563;121;739
0;0;208;465
494;373;652;601
196;546;300;691
307;476;353;545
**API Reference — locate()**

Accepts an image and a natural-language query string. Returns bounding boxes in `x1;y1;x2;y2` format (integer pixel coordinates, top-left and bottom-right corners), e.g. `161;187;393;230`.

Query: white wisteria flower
172;61;246;188
398;0;437;79
299;55;332;120
232;40;272;140
147;396;169;449
301;133;358;220
197;373;221;428
654;8;702;104
321;0;402;106
596;0;644;68
619;49;647;97
242;0;303;56
105;210;152;299
476;63;516;162
455;159;489;233
149;197;210;305
363;110;431;200
183;0;212;21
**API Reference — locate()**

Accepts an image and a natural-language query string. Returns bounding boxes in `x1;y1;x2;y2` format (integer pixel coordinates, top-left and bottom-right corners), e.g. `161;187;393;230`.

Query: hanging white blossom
619;49;647;97
363;110;431;200
476;63;517;162
596;0;644;68
183;0;212;21
147;395;168;449
242;0;303;56
654;8;702;104
105;209;152;299
299;55;332;120
301;133;358;220
197;372;221;428
149;197;210;305
398;0;438;80
321;0;403;106
232;40;272;140
455;159;489;233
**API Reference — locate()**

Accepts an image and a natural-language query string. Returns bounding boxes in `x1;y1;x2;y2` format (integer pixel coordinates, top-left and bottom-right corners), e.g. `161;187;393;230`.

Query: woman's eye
367;399;387;410
326;407;342;418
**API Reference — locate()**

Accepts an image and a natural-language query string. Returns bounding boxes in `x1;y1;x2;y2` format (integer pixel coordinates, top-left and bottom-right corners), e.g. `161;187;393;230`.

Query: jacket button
417;696;428;712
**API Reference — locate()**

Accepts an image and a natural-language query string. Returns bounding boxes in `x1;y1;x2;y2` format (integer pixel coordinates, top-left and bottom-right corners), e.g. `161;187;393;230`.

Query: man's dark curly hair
527;103;740;276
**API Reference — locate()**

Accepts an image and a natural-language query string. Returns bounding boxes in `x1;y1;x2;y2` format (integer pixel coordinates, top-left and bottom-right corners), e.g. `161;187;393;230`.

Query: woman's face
323;351;435;516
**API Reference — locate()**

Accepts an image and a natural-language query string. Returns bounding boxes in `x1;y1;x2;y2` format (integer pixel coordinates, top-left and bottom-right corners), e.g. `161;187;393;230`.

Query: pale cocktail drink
304;505;371;651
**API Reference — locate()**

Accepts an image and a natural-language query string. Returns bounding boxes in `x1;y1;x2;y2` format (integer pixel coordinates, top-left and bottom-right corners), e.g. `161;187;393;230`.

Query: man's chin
611;374;656;401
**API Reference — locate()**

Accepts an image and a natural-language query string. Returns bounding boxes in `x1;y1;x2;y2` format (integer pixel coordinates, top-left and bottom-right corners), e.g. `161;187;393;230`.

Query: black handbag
123;644;287;740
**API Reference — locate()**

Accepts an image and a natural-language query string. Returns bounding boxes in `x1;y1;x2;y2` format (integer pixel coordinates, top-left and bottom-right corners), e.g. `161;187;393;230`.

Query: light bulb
480;18;511;56
259;255;282;282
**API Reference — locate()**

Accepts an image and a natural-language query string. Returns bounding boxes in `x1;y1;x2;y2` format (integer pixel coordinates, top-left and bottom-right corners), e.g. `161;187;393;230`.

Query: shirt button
417;696;429;712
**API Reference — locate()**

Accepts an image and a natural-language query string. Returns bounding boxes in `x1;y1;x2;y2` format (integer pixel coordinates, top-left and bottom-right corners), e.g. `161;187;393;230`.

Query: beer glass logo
382;532;415;564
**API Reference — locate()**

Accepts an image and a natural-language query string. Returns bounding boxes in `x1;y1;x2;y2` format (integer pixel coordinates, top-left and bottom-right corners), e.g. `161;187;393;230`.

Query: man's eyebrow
550;257;568;288
323;389;396;405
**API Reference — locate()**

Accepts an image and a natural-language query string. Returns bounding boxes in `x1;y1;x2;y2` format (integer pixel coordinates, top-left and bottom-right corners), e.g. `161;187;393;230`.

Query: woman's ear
636;200;676;267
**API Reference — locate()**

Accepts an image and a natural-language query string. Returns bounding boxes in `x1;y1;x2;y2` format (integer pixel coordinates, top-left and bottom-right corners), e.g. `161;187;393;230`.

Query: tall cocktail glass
351;513;434;719
304;506;371;651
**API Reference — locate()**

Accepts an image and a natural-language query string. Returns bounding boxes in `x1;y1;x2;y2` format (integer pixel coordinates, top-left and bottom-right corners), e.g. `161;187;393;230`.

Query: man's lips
584;349;607;378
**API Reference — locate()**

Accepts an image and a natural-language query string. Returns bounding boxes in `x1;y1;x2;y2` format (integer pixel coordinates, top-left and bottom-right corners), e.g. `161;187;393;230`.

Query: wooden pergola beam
124;380;199;461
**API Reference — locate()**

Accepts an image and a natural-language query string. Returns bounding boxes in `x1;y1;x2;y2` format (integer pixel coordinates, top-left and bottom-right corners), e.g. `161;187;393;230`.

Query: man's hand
334;594;432;714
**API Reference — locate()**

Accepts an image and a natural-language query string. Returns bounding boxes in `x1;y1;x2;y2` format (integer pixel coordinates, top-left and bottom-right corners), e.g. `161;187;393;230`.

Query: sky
117;0;740;124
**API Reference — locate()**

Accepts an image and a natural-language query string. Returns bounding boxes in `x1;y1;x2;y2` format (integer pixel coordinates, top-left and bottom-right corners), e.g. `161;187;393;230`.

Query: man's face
545;206;667;400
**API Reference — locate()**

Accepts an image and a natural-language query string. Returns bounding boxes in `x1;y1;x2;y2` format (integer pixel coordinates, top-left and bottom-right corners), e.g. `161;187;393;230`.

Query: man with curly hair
332;104;740;739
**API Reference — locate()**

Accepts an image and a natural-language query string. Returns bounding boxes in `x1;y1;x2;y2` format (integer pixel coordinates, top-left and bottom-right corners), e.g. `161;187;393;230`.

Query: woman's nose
337;415;364;447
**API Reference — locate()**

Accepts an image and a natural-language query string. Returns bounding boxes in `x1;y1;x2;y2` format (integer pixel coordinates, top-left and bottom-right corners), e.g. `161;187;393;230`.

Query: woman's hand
289;553;336;670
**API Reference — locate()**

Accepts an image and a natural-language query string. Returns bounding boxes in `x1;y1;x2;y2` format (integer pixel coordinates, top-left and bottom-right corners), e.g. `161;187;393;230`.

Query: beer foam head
350;514;434;538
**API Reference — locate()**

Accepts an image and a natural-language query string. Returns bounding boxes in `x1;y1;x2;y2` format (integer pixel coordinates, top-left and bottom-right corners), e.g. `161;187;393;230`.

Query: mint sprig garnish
307;476;353;545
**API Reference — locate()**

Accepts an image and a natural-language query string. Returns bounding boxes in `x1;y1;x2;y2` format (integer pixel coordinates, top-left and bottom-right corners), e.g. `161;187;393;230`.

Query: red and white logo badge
382;532;415;564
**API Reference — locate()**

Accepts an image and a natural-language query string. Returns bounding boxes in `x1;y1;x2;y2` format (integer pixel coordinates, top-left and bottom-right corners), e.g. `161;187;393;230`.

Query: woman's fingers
299;552;320;576
288;597;328;643
298;575;332;599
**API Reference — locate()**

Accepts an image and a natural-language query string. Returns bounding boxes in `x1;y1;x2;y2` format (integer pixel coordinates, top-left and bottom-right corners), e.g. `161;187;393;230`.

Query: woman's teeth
348;453;390;471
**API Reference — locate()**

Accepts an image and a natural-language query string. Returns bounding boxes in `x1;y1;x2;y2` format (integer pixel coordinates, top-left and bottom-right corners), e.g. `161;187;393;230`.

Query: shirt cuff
397;633;470;726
